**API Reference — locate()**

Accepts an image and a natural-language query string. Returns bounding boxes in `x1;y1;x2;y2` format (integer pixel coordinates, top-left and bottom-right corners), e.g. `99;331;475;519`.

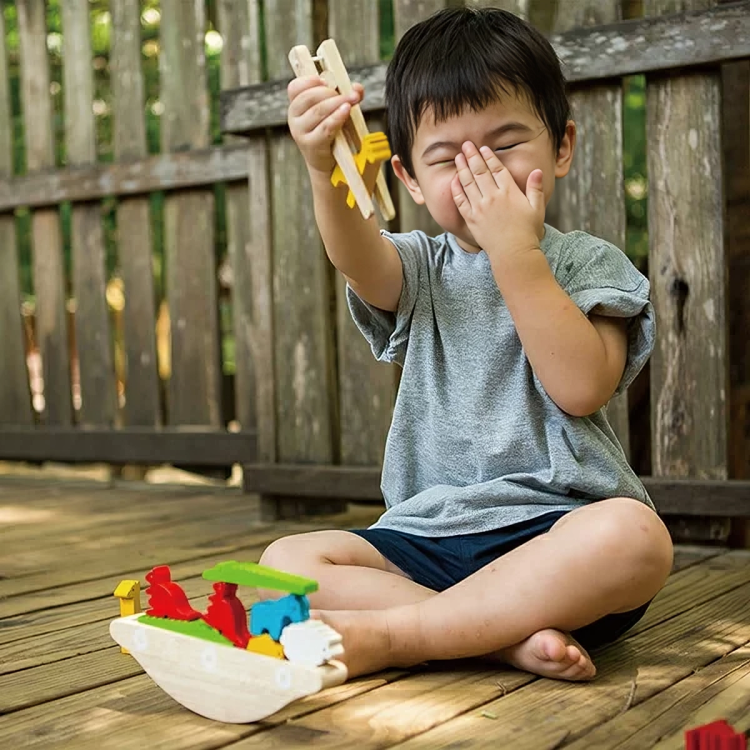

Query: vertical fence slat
266;0;336;472
552;0;631;458
392;0;445;237
719;21;750;482
330;0;395;467
160;0;222;426
111;0;161;427
645;0;728;483
17;0;72;426
61;0;116;426
218;0;276;462
0;6;32;425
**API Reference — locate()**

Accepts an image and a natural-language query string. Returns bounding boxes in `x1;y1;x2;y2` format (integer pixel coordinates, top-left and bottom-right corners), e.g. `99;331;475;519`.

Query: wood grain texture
0;7;31;425
266;1;336;468
62;0;116;427
645;0;729;482
330;0;395;467
111;0;161;427
220;3;750;134
0;144;250;211
17;0;72;426
218;0;276;467
551;0;631;456
160;0;222;427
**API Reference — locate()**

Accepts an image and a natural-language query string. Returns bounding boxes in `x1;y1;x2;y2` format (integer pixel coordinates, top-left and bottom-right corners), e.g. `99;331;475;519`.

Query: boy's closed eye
429;144;521;166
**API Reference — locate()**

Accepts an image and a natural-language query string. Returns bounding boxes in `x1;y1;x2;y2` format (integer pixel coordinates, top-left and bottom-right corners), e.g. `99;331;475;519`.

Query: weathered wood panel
551;0;631;457
111;0;161;426
0;144;250;211
160;0;222;427
17;0;72;426
392;0;445;237
218;0;276;465
646;0;729;485
242;462;750;516
330;0;395;467
266;1;336;471
0;6;31;426
62;0;116;426
721;54;750;482
220;2;750;135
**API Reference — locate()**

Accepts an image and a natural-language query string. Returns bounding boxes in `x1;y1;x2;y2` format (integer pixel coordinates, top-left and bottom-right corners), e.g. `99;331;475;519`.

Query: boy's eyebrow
420;122;534;160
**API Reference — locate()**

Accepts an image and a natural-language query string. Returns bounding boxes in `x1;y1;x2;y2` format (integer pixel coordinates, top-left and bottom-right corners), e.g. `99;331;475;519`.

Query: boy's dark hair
386;7;571;177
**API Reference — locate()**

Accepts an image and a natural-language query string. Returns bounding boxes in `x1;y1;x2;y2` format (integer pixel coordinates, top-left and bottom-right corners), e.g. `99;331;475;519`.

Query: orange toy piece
145;565;202;621
202;582;251;648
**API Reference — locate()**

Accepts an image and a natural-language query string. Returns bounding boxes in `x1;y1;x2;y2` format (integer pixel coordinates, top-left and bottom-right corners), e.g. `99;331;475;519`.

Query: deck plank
0;477;748;750
563;644;750;748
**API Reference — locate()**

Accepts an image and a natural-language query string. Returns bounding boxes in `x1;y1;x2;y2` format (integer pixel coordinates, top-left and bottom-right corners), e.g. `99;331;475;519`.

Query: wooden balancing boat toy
110;561;346;723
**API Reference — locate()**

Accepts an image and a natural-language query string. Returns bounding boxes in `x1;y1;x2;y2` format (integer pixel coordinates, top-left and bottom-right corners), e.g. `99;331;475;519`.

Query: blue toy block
249;594;310;641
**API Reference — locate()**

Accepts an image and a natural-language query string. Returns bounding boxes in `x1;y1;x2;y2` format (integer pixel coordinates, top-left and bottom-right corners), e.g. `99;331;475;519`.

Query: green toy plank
138;614;234;646
201;561;318;594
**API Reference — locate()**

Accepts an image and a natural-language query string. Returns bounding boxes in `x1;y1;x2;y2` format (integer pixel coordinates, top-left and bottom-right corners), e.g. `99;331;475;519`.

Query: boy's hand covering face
451;141;545;256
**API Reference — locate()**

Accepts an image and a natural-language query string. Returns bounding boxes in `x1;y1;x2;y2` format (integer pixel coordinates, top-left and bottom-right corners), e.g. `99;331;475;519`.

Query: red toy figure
145;565;202;621
685;720;746;750
202;582;251;648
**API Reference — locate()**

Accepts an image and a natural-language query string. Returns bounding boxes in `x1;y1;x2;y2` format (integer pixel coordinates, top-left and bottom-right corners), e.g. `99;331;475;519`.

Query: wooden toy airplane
288;39;396;222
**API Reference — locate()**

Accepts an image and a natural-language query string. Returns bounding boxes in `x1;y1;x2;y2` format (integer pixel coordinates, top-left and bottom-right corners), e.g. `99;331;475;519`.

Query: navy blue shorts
351;510;651;651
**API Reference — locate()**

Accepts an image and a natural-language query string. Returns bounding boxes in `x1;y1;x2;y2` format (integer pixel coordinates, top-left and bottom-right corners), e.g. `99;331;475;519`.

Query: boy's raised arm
288;75;403;313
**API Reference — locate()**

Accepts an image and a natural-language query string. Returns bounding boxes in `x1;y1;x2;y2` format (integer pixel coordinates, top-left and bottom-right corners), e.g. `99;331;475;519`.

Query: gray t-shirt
346;224;655;537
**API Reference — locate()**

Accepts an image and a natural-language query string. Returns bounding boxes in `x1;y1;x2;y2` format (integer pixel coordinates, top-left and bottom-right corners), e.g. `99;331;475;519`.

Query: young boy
260;6;673;681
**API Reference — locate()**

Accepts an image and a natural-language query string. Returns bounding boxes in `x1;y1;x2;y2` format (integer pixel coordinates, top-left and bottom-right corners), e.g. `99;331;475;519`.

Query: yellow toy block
247;633;284;660
113;579;141;654
288;39;396;222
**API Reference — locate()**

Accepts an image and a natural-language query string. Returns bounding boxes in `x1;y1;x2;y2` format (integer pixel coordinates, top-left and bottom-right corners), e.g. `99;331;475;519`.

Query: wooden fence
0;0;748;525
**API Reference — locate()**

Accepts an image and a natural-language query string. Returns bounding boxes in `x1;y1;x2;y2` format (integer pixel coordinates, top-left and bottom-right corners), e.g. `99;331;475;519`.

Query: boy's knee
597;498;673;581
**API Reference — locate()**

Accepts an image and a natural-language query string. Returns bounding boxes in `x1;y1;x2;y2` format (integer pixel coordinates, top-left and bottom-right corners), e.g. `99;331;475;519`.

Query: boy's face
391;89;576;253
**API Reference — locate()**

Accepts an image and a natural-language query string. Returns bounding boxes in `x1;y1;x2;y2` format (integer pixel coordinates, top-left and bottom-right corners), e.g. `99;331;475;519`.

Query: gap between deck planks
0;548;748;747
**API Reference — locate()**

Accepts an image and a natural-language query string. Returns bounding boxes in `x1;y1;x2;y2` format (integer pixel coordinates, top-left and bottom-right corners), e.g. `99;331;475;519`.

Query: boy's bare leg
259;530;437;609
310;498;673;679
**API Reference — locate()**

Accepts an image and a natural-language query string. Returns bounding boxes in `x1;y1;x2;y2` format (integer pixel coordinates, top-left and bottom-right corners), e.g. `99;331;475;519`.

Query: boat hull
110;614;348;723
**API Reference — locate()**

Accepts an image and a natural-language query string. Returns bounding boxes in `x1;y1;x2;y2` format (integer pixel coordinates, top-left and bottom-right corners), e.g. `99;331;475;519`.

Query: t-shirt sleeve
345;229;425;366
560;234;655;395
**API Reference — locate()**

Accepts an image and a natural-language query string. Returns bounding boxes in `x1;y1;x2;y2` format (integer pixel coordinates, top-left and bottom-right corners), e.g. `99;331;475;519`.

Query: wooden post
263;0;340;519
17;0;72;426
551;0;632;459
329;1;395;477
160;0;222;428
645;0;731;541
61;0;117;427
0;7;32;425
111;0;161;428
217;0;275;466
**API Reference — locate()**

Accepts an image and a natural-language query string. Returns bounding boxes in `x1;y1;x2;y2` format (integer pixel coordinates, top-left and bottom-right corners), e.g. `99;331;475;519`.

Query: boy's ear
554;120;577;178
391;155;425;205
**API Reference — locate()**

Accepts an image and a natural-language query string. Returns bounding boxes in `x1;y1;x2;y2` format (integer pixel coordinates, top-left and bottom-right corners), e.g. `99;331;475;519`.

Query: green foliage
4;0;649;300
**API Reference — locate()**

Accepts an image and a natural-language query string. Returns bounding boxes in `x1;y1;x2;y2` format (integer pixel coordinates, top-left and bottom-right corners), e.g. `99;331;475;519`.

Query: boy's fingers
287;75;324;102
464;143;499;195
526;169;545;215
451;173;470;212
479;146;507;186
455;152;483;203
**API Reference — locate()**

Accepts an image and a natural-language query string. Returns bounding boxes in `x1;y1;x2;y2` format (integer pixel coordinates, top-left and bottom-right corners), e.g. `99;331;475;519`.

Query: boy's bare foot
311;609;397;678
494;629;596;681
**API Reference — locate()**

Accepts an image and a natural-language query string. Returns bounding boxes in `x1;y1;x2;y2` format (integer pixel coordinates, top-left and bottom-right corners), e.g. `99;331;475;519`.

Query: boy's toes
497;629;596;682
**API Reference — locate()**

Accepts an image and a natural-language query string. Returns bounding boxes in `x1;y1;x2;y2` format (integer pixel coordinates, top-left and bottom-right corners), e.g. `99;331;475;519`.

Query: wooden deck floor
1;476;749;749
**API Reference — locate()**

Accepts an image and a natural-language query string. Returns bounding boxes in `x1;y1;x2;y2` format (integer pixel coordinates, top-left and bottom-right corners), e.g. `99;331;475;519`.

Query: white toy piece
110;614;347;724
281;619;344;667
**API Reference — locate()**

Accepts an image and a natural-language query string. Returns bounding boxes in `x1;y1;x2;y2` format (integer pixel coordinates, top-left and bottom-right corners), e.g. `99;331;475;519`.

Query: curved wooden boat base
110;614;348;723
